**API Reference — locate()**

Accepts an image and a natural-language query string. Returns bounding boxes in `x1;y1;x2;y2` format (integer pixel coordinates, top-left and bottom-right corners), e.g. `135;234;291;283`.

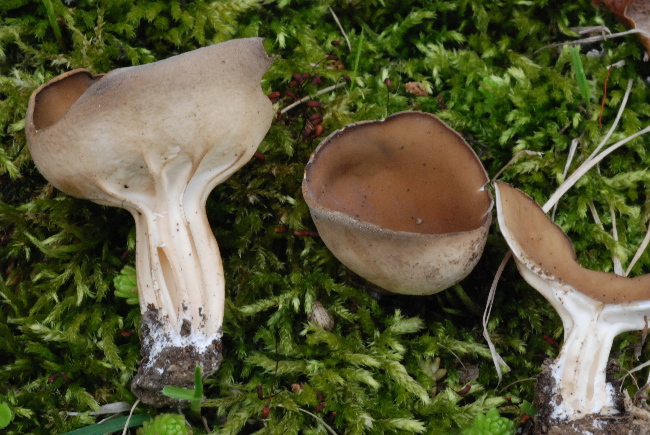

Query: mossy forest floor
3;1;650;433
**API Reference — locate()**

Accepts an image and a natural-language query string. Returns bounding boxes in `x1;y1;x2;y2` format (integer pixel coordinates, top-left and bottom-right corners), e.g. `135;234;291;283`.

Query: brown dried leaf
405;81;428;96
594;0;650;55
326;60;346;70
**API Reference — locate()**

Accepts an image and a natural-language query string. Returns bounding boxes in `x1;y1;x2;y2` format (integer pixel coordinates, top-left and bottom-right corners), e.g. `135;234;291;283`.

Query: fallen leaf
594;0;650;55
405;81;428;96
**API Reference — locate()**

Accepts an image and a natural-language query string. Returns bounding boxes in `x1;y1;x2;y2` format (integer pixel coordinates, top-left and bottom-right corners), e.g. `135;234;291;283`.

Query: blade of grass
192;365;203;414
161;365;203;415
482;251;512;385
41;0;65;49
60;415;150;435
570;45;590;105
349;29;364;93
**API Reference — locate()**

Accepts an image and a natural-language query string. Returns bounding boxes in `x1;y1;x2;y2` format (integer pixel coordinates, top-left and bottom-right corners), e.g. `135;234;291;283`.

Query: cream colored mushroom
495;181;650;425
302;111;492;295
25;38;274;406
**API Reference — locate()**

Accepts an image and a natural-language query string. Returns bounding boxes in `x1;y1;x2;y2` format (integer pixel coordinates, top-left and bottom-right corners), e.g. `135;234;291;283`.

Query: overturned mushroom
302;111;492;295
495;181;650;432
25;38;274;406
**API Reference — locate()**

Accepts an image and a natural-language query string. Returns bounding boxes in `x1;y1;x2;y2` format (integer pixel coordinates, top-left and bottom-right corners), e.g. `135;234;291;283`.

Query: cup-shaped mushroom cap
25;37;273;209
303;111;492;295
495;181;650;305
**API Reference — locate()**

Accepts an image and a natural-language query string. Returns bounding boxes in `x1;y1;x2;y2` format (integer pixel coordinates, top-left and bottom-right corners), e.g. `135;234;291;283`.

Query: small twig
483;251;512;385
552;138;580;220
435;341;466;370
280;82;347;114
328;7;351;52
625;224;650;276
122;399;140;435
296;407;338;435
534;28;650;54
496;377;537;393
610;204;624;275
559;122;572;135
201;416;211;434
569;25;612;36
620;359;650;387
587;79;634;164
543;124;650;213
598;66;613;128
631;368;641;390
562;138;580;182
589;201;605;230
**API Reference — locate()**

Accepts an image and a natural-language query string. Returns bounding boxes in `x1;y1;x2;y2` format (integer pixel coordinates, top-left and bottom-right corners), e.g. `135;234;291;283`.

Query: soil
130;309;223;407
533;359;650;434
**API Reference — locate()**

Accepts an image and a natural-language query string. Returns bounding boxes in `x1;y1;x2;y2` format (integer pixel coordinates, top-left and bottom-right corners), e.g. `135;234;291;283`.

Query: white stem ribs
129;151;225;406
549;297;622;420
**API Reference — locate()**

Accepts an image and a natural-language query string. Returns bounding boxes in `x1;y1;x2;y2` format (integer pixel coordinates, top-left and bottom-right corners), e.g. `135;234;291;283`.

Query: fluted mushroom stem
528;283;647;422
550;313;621;420
129;200;224;406
128;154;225;406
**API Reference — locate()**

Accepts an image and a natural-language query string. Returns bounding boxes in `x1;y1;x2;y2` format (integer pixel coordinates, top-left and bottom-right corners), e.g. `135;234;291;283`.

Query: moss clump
137;413;193;435
461;408;515;435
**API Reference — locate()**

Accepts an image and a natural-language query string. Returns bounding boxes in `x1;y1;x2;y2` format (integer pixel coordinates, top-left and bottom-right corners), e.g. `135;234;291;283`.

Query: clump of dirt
131;309;223;407
533;359;650;434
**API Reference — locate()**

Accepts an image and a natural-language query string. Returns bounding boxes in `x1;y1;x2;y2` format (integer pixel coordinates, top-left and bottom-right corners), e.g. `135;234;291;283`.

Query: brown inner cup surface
32;70;102;131
306;113;491;234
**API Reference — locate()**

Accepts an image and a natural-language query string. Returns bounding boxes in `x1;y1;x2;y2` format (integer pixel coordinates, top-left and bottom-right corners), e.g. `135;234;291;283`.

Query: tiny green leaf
161;386;197;402
0;403;12;428
520;400;538;417
113;265;139;305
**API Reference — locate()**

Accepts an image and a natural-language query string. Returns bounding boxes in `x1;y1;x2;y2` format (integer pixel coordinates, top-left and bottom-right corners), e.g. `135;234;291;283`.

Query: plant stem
349;29;364;93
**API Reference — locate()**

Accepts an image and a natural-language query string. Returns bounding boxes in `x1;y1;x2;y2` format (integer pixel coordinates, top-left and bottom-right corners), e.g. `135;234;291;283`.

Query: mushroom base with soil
131;309;223;407
531;360;650;435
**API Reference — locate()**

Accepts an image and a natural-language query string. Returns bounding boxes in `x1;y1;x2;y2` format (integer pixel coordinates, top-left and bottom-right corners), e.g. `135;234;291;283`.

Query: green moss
3;0;650;433
461;408;515;435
